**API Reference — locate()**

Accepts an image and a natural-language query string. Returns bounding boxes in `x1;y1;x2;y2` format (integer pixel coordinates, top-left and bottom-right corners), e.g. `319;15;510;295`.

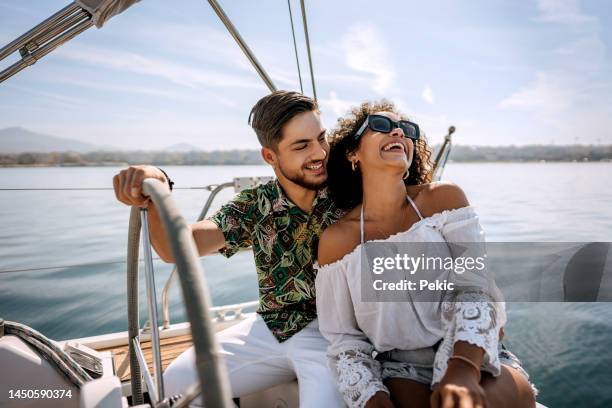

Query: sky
0;0;611;150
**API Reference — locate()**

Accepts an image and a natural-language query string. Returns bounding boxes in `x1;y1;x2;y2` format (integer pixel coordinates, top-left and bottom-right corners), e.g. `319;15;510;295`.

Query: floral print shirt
209;179;345;342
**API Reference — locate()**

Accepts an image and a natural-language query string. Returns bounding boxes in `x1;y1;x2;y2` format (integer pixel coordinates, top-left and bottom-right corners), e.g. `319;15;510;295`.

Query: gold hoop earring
403;170;409;180
351;160;358;171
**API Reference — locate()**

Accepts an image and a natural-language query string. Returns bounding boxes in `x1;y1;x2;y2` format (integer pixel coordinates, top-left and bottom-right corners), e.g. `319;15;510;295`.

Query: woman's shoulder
410;181;470;218
317;208;361;268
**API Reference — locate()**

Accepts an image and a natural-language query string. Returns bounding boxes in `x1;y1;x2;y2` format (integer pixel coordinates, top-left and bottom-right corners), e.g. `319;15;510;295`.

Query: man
112;91;345;407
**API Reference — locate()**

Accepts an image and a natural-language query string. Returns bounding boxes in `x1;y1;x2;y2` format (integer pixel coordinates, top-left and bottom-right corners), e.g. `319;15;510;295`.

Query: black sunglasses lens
400;122;418;139
370;116;392;133
368;116;419;139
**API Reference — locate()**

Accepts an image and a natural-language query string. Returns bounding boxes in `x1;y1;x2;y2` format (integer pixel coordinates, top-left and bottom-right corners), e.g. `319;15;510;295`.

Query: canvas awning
76;0;140;28
0;1;140;82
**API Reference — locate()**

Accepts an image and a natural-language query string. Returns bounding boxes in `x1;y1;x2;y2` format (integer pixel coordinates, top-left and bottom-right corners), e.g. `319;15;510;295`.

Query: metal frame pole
0;18;93;83
0;3;80;60
206;0;277;92
140;209;165;402
133;339;159;403
432;126;456;181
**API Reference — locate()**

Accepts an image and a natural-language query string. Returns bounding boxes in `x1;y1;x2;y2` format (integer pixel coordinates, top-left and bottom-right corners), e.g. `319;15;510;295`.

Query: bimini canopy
76;0;140;28
0;0;140;82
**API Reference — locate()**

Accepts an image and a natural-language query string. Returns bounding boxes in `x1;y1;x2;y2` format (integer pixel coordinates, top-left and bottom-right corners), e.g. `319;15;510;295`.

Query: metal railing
432;126;456;181
139;208;165;400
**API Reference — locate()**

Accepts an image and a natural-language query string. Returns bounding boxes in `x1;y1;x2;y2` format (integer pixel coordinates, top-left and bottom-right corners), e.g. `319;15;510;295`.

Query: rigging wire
287;0;304;93
0;258;163;275
0;187;212;191
299;0;317;101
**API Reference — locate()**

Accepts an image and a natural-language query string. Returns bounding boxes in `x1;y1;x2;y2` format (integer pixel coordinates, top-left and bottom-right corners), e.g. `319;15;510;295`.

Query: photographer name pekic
372;278;455;291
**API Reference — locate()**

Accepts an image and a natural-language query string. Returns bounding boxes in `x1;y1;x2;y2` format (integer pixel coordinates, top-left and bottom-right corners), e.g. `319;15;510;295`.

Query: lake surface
1;163;611;407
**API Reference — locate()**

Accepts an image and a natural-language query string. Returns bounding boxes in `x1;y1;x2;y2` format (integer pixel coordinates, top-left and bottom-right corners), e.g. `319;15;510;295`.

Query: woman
315;101;536;408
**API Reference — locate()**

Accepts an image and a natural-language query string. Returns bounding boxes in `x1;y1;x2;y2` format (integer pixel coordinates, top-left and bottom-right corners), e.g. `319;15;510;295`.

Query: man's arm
113;165;227;263
148;204;226;263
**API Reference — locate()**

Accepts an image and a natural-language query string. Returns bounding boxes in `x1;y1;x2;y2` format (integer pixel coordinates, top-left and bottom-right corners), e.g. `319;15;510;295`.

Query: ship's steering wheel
126;178;233;407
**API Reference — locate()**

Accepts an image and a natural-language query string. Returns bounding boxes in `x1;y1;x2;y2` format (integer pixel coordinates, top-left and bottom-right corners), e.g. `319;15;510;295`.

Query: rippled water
0;163;611;407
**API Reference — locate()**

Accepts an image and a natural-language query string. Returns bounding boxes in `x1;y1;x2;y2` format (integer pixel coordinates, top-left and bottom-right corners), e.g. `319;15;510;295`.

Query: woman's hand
430;359;488;408
365;391;395;408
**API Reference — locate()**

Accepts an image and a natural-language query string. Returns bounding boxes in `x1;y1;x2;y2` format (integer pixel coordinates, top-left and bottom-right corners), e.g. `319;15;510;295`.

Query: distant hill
2;144;611;167
0;127;106;153
164;143;202;152
1;126;611;166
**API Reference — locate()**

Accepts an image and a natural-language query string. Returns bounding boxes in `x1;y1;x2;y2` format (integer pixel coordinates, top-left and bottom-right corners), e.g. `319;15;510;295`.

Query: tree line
1;145;611;166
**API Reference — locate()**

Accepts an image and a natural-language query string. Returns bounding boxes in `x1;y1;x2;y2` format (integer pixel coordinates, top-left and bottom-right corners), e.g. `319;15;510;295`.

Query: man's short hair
248;90;319;150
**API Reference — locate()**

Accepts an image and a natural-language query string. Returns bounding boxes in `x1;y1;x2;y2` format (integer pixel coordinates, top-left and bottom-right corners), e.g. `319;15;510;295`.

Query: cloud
3;83;88;108
35;110;258;150
265;66;302;89
500;1;606;116
391;97;452;143
55;78;238;108
319;91;355;119
55;45;265;90
498;71;574;113
534;0;596;25
422;85;434;104
497;0;610;143
552;36;606;74
500;3;608;117
341;25;395;94
114;21;297;90
0;2;38;17
117;22;253;71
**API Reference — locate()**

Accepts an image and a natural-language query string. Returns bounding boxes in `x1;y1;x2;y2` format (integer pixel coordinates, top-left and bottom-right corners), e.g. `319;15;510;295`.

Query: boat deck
96;334;193;381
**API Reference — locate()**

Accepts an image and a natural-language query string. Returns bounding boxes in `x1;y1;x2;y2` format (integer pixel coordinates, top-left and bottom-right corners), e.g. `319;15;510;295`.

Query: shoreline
2;159;611;168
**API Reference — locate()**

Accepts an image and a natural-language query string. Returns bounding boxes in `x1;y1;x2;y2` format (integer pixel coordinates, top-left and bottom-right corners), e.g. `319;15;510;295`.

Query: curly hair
327;100;433;210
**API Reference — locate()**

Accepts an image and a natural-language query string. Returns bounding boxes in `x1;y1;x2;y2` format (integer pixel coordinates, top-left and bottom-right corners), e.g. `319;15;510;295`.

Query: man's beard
278;162;327;190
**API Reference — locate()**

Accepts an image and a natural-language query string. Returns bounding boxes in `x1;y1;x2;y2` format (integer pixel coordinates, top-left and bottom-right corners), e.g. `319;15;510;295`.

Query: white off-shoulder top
315;201;506;408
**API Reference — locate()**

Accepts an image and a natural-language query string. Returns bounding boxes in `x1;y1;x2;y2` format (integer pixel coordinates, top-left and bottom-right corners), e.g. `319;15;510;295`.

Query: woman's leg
384;378;431;408
384;365;535;408
480;364;536;408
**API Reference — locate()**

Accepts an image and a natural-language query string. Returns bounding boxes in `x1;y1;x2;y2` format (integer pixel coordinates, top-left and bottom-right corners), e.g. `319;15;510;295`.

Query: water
1;162;611;407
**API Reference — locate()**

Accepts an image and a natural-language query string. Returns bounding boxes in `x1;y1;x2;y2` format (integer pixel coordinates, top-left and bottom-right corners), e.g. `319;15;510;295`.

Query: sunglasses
354;114;420;141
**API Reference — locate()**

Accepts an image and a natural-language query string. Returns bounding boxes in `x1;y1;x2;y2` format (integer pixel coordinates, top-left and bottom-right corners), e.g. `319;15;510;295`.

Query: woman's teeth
382;142;404;152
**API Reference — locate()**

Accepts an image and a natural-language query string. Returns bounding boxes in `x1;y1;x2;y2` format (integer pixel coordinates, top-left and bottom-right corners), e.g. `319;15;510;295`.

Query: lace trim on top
327;342;389;408
432;290;503;385
326;289;503;407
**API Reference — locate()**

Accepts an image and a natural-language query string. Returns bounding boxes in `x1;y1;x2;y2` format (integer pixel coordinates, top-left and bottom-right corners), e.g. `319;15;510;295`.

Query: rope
127;206;144;405
299;0;317;101
4;321;93;387
287;0;303;93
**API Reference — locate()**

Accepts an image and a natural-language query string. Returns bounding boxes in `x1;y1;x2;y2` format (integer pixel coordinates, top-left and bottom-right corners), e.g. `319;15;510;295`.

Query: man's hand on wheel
113;165;168;208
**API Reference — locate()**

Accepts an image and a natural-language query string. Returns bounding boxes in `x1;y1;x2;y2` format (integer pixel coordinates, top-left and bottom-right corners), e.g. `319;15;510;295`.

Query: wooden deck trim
96;334;193;382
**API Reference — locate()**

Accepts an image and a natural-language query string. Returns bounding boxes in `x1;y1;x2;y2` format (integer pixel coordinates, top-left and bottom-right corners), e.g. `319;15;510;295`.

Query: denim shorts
375;343;538;396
